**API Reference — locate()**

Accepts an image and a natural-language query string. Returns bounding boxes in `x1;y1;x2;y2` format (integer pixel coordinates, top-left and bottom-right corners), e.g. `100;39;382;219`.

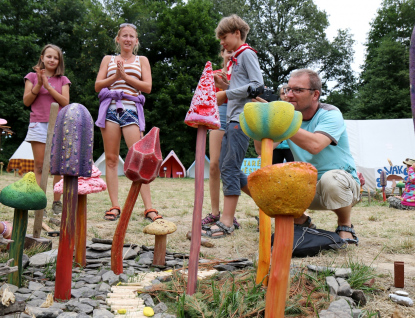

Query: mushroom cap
0;172;47;210
143;219;177;235
53;165;107;195
386;174;404;181
396;182;406;188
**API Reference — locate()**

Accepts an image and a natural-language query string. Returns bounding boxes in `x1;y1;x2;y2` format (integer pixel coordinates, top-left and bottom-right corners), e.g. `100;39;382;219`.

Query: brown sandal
104;206;121;221
144;208;163;222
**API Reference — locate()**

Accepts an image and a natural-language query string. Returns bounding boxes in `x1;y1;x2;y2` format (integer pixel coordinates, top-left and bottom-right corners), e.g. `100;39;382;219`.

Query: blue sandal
336;224;359;246
202;221;234;239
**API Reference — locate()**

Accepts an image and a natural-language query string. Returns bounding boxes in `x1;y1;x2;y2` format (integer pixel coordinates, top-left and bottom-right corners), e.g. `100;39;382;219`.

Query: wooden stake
54;176;78;301
33;103;59;238
75;194;87;267
256;138;273;286
187;126;207;295
265;215;294;318
111;181;142;275
8;209;28;287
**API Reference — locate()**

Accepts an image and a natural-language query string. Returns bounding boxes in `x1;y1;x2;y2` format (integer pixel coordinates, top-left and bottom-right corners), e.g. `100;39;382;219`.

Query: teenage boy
202;14;264;238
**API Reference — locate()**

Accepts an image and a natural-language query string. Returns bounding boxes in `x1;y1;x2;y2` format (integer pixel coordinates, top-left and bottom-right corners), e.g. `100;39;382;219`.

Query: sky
313;0;384;74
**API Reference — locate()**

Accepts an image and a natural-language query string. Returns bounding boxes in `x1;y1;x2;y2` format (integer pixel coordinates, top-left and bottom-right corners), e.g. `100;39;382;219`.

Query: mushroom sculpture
387;175;404;196
50;103;94;301
143;219;177;266
54;164;107;267
380;170;387;201
239;101;302;286
184;61;220;295
0;172;47;287
410;25;415;133
111;127;162;275
248;162;317;317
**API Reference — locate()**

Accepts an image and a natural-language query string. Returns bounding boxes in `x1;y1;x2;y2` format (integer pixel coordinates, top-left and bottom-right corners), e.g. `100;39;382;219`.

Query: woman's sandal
335;224;359;246
294;215;317;229
201;212;241;230
202;221;234;239
104;206;121;221
144;208;163;222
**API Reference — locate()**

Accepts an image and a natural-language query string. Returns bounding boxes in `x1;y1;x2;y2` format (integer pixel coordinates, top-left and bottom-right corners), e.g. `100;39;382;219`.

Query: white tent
10;141;33;160
95;153;125;176
345;119;415;191
187;155;210;179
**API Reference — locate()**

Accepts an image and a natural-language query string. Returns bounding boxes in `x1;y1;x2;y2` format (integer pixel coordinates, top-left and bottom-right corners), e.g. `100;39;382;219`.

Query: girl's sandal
144;208;163;222
104;206;121;221
202;221;234;239
1;221;12;240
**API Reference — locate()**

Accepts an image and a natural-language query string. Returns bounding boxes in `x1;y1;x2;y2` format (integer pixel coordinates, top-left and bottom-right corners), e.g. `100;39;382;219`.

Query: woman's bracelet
31;88;38;95
1;221;7;236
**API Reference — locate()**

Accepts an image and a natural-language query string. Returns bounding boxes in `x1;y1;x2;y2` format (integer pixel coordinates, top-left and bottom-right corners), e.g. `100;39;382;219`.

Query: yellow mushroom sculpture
239;101;302;286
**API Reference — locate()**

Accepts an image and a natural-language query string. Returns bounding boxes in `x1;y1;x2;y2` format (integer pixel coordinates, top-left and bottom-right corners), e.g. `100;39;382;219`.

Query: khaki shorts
308;170;360;211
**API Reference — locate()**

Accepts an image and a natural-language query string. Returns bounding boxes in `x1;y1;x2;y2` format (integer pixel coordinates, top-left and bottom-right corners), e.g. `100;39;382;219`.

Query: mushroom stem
111;181;142;275
8;208;28;287
75;194;87;268
54;176;78;301
187;125;207;295
256;138;273;286
153;235;167;266
265;215;294;318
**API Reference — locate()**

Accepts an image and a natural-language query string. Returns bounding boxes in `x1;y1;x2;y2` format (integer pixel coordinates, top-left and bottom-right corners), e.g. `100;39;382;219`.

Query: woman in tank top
95;23;163;222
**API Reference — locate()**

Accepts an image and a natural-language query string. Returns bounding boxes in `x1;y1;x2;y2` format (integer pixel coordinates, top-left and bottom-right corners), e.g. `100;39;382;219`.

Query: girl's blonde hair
33;44;65;76
115;25;140;55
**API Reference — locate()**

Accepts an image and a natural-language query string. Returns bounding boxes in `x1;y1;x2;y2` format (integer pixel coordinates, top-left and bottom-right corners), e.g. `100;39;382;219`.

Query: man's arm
289;129;331;155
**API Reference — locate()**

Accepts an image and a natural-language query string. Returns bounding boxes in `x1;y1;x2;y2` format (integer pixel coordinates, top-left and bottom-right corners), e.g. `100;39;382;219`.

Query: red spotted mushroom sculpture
248;163;317;317
239;101;302;286
50;103;94;301
111;127;162;275
184;61;220;295
54;165;107;267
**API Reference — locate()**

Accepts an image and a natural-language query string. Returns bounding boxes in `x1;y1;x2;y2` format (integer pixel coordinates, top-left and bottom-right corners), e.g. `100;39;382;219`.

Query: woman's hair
115;24;140;55
33;44;65;76
215;14;250;42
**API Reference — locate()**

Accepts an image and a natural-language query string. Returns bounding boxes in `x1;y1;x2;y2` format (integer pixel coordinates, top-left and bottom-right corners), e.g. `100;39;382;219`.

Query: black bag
271;227;347;258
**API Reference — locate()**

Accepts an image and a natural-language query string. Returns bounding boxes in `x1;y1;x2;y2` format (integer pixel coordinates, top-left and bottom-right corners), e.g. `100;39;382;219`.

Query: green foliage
346;0;415;119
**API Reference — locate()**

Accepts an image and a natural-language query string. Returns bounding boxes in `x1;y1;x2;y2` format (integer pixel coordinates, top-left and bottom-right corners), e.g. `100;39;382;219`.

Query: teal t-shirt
276;140;290;149
287;103;360;185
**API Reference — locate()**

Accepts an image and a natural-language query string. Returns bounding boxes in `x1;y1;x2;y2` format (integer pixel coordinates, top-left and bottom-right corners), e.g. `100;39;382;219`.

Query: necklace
120;54;133;62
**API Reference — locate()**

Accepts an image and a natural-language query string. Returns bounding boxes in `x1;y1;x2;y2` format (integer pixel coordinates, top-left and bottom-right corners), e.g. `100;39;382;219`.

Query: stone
93;309;114;317
57;313;78;318
389;294;414;306
119;273;129;283
26;306;63;318
213;264;237;271
71;287;96;299
152;279;161;285
395;290;409;297
29;249;58;267
14;292;32;301
29;281;45;291
352;309;363;318
33;290;47;298
0;299;26;316
319;299;353;318
165;260;179;267
27;298;46;307
351;290;367;306
89;243;112;251
335;296;355;307
22;254;30;268
85;249;111;259
79;275;102;284
140;294;155;307
153;314;177;318
140;251;154;260
75;281;86;288
1;283;18;293
326;276;339;295
80;298;99;308
337;280;353;297
137;258;153;265
153;302;168;314
16;287;32;294
97;282;111;293
92;238;113;245
334;268;352;278
122;247;138;260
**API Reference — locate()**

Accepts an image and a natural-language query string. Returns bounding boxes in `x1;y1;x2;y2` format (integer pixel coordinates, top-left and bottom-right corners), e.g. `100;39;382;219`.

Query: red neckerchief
226;43;257;76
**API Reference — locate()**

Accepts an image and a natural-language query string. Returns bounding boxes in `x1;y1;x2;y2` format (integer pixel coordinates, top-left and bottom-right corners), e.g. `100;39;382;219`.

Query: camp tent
10;141;33;160
159;150;186;178
345;119;415;191
95;153;125;176
187;155;210;179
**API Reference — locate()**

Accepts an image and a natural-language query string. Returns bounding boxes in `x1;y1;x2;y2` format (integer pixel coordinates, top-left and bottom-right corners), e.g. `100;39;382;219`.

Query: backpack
271;227;347;258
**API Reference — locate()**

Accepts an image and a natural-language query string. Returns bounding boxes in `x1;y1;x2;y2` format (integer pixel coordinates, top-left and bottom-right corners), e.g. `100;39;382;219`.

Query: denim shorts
105;108;140;128
25;122;49;143
219;122;250;196
218;104;227;131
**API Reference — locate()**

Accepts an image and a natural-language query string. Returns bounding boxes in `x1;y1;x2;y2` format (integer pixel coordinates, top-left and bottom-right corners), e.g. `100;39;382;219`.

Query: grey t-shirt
225;49;264;123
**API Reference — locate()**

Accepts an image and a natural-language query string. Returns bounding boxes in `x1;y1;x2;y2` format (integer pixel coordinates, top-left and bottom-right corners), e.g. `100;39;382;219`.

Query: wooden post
111;181;142;274
54;176;78;301
33;103;59;238
8;209;28;287
75;194;87;268
186;125;207;295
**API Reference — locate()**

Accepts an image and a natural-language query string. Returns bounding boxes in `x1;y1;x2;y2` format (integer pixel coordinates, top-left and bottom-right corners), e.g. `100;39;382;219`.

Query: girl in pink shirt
23;44;71;216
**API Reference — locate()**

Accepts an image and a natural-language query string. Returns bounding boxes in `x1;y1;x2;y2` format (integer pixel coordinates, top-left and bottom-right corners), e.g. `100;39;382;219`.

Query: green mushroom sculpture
0;172;47;287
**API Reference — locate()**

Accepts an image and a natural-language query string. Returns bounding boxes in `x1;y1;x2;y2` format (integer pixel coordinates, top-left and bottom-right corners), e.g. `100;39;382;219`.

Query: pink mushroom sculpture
54;165;107;267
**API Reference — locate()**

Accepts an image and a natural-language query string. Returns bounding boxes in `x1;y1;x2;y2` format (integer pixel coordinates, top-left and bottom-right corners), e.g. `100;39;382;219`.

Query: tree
347;0;415;119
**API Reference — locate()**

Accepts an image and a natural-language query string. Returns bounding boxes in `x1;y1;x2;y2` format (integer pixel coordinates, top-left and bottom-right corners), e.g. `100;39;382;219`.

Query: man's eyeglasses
120;23;137;30
283;87;315;94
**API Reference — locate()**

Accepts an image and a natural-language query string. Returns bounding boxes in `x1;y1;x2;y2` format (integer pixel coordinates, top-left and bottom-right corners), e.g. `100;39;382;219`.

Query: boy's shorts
308;170;360;210
219;122;249;196
25;122;48;143
218;104;227;131
105;109;140;128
